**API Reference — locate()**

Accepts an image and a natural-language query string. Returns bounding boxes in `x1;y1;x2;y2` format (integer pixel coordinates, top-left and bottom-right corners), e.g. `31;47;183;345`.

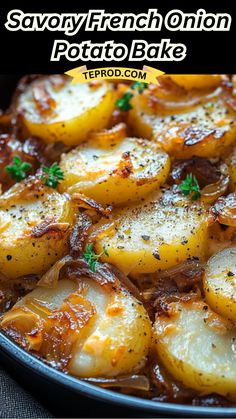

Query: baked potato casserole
1;74;236;406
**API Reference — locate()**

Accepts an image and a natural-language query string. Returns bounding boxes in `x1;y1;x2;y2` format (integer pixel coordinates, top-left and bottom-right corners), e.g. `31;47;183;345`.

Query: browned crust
69;213;92;258
72;193;112;217
181;126;224;147
32;80;56;116
31;220;70;238
112;151;133;178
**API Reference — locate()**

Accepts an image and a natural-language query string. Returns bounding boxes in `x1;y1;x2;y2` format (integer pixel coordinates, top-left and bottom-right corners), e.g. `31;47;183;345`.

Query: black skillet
0;75;236;418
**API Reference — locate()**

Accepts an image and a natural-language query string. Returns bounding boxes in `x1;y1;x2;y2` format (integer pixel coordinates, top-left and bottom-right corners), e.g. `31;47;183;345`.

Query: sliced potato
16;76;115;146
154;298;236;400
59;134;170;206
227;148;236;190
92;188;208;275
1;277;151;377
0;180;76;278
204;247;236;322
128;86;236;159
207;223;236;259
166;75;222;90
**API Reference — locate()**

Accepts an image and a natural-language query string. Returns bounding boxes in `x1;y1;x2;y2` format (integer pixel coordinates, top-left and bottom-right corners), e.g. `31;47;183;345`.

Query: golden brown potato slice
128;83;236;159
92;188;209;275
204;247;236;323
16;76;115;146
207;222;236;259
154;298;236;400
0;179;76;278
59;131;170;206
227;148;236;190
1;276;151;377
166;75;222;90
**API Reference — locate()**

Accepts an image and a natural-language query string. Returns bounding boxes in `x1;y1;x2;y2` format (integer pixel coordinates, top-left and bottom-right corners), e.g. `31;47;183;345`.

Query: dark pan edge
1;332;236;417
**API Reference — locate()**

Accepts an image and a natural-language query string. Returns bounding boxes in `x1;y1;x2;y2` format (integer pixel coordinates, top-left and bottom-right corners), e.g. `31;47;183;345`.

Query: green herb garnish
41;162;64;189
115;92;133;112
205;102;214;109
5;156;32;181
179;173;201;201
115;81;148;112
83;243;109;272
130;81;148;93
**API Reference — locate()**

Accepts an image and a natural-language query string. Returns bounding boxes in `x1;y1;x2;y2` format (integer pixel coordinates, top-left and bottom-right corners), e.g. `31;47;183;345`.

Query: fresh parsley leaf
5;156;32;181
41;162;64;189
103;246;109;257
205;102;214;109
115;81;148;112
130;81;148;93
83;244;109;272
115;92;133;112
179;173;201;201
83;243;96;272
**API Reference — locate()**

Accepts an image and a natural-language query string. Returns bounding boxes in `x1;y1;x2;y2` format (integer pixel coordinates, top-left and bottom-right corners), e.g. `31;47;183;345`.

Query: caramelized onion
72;194;112;217
172;157;219;186
1;305;43;350
82;374;150;391
156;260;204;292
37;255;71;288
151;363;172;395
89;123;127;143
1;306;40;330
0;273;39;314
171;158;229;203
31;221;70;238
38;221;138;293
1;292;96;369
140;261;203;318
37;255;119;292
201;178;229;202
147;85;222;113
110;265;143;301
210;193;236;226
69;214;92;259
201;163;229;203
62;258;120;292
37;253;141;299
43;141;71;164
24;298;52;318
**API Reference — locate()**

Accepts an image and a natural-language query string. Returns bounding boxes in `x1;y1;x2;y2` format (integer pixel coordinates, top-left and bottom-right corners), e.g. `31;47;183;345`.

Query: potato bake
1;74;236;406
